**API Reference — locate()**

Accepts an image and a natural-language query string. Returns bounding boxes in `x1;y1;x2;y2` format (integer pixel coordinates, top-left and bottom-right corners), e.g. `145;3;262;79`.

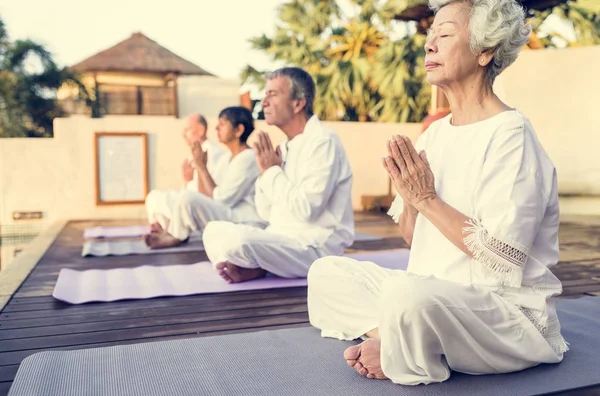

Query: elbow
299;204;324;223
294;200;315;223
401;233;413;247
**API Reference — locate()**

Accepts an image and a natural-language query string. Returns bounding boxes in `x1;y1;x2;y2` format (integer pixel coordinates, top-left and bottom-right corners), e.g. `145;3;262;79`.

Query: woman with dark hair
145;106;265;249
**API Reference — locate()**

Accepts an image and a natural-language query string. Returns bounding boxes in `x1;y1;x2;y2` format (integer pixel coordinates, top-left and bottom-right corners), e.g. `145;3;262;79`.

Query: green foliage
241;0;430;122
0;17;92;137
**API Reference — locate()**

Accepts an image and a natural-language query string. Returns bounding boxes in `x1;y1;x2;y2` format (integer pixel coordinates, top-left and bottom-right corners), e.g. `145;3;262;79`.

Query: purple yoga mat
52;249;410;304
84;225;151;239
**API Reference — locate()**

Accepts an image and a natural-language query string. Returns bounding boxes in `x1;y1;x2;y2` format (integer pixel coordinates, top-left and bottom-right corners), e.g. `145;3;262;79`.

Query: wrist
259;164;279;176
196;163;208;172
414;195;440;215
404;201;419;215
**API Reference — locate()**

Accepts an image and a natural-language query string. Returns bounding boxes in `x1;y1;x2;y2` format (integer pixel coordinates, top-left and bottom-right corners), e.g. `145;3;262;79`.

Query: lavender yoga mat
83;225;151;239
53;249;410;304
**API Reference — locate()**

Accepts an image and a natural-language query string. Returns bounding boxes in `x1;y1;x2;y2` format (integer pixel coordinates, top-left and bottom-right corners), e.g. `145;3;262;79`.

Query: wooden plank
1;288;307;315
347;237;409;251
562;285;600;296
0;366;17;383
0;382;11;396
0;303;307;340
0;312;309;353
0;298;307;331
560;279;600;287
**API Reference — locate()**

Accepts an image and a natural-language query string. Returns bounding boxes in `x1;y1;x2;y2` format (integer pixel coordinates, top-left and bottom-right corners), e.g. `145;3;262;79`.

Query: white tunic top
211;148;262;222
186;139;225;191
255;115;355;256
389;110;567;354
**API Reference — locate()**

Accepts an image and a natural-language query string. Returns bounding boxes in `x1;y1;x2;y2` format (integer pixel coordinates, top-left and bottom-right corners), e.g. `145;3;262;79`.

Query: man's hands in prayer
254;131;283;175
182;159;194;183
383;135;437;210
192;141;208;169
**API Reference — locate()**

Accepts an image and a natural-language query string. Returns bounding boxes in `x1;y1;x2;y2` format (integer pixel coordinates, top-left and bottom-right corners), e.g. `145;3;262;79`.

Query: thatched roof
393;0;571;21
70;32;213;76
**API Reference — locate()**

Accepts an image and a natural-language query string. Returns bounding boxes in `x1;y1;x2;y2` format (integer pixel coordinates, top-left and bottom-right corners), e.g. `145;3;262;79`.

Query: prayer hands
383;135;436;209
191;140;208;169
182;159;194;183
253;131;283;175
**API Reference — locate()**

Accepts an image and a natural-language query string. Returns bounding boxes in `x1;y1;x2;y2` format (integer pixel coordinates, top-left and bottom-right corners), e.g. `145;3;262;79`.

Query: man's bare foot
215;262;267;283
143;232;183;249
149;222;163;233
344;339;388;380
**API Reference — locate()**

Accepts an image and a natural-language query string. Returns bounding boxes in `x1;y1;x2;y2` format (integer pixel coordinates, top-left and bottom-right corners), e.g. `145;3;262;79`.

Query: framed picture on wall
94;132;149;205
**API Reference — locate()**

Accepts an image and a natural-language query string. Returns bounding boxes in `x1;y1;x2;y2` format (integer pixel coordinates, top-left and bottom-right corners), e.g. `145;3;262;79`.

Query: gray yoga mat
82;234;204;257
82;232;380;257
8;297;600;396
83;226;382;242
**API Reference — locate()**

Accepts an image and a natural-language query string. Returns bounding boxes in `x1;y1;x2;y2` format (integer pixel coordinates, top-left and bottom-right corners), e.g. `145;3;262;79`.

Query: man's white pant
307;256;563;386
203;221;324;277
145;189;182;230
146;190;237;241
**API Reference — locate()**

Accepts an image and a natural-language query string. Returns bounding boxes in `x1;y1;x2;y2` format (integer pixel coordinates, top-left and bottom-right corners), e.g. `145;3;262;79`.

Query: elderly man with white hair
307;0;568;386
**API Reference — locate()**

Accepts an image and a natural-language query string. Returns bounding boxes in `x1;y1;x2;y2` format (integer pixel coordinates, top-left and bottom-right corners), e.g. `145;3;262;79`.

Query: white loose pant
145;189;182;230
146;190;256;241
307;256;562;385
203;221;324;277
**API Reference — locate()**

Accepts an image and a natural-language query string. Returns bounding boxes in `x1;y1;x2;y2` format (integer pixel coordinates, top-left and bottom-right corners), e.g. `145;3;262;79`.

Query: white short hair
429;0;531;84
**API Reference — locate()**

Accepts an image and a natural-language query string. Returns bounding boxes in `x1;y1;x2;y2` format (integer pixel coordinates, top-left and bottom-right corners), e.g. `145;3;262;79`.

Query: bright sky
1;0;575;83
0;0;353;81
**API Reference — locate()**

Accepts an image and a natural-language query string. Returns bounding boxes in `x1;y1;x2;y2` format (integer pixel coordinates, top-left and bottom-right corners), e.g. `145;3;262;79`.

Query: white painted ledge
0;220;67;310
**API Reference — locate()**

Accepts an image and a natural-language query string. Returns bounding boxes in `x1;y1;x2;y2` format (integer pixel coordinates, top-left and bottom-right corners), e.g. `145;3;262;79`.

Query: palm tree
320;21;386;121
555;2;600;46
371;34;430;123
0;18;92;137
241;0;431;122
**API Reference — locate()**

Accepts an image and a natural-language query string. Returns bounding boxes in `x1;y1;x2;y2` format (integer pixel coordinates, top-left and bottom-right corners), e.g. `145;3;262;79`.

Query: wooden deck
1;213;600;395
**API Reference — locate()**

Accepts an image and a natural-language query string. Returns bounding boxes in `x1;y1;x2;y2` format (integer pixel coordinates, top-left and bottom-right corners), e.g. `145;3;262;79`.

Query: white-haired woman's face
424;3;480;87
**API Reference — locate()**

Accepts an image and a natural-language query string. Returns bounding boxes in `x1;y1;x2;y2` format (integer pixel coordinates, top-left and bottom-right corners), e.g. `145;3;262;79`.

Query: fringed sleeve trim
387;194;404;224
463;218;527;287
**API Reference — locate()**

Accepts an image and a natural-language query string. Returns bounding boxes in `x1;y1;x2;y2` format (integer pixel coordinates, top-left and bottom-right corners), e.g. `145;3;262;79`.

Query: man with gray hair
202;67;355;283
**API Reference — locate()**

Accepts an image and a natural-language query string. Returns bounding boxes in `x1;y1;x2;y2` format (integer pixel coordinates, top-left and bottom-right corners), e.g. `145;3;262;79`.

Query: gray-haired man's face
261;76;296;127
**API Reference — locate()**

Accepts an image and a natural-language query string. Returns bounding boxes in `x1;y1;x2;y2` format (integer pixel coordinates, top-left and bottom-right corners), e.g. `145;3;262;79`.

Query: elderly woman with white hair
306;0;568;386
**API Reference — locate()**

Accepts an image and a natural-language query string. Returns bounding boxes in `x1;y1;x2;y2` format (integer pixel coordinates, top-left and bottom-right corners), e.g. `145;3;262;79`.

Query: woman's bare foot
149;222;163;233
143;232;183;249
365;328;380;339
343;338;388;380
215;262;267;283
